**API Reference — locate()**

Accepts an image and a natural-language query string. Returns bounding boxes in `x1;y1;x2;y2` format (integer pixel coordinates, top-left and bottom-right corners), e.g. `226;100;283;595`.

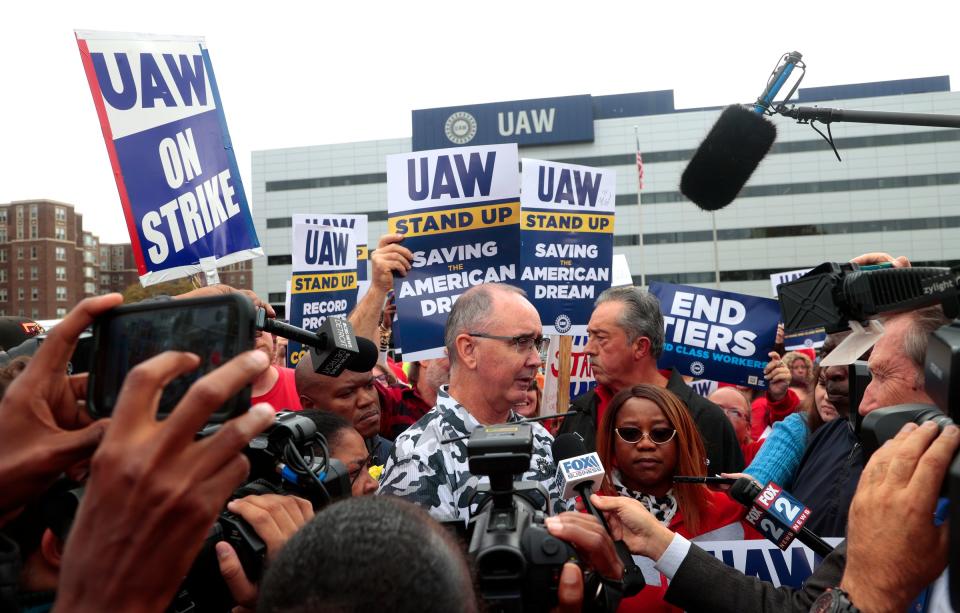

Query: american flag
635;134;644;190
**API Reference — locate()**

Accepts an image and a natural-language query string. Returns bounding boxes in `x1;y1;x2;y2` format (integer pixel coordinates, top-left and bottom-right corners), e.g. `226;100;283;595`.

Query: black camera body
464;424;572;613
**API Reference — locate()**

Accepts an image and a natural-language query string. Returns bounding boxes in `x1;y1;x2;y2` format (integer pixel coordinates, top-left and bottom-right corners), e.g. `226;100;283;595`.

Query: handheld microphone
257;308;377;375
680;51;802;212
553;434;645;596
729;478;834;558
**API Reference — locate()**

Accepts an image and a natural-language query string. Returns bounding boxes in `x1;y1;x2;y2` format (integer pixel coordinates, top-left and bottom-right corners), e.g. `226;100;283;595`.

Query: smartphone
88;294;256;422
672;475;737;485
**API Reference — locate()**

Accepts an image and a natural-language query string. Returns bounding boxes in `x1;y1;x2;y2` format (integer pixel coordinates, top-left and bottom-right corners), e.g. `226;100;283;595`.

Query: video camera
778;261;960;605
461;424;573;613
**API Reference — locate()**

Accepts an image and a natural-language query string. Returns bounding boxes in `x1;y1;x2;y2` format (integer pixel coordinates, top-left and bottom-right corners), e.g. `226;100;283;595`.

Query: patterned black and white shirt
378;387;565;522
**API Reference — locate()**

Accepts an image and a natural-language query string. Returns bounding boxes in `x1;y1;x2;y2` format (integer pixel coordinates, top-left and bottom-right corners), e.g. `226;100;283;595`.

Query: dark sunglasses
615;426;677;445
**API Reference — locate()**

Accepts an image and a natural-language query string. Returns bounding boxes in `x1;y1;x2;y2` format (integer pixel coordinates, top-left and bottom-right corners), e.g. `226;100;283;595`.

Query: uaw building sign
413;95;595;151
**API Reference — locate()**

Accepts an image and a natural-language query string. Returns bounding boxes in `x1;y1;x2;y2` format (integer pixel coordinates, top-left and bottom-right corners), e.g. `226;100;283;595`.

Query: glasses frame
614;426;678;445
467;332;547;353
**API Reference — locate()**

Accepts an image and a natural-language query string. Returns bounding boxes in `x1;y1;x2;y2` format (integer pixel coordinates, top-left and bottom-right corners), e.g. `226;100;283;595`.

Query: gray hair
595;286;665;358
899;305;951;385
444;284;526;365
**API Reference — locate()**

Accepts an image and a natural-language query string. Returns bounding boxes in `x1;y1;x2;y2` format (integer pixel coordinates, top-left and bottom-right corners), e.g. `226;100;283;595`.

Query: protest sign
541;334;596;416
770;268;812;298
386;143;520;360
649;283;780;388
519;159;615;335
75;30;261;286
286;222;357;368
294;214;370;300
611;254;633;287
632;537;844;590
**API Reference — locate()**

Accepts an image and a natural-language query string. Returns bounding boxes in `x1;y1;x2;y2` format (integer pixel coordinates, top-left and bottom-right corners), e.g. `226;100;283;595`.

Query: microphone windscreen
552;433;588;462
729;476;763;507
346;337;380;372
680;105;777;211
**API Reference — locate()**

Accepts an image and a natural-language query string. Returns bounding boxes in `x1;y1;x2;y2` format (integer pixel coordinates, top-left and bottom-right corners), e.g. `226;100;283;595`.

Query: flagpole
634;125;646;288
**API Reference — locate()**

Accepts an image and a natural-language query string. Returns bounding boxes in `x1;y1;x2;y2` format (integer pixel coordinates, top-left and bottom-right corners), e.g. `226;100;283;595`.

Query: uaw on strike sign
386;143;520;361
76;31;261;286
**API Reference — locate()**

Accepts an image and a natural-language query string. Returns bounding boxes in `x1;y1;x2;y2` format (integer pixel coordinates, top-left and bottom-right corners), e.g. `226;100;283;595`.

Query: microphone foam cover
346;336;380;372
552;433;588;463
680;105;777;211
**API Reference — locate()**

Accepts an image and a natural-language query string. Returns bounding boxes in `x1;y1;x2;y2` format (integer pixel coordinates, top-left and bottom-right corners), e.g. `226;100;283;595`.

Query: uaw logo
444;111;478;145
690;361;706;376
554;313;572;334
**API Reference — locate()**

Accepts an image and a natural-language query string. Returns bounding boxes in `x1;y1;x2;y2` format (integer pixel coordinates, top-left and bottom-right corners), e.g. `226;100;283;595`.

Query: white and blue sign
650;283;780;388
387;143;521;361
542;334;597;416
294;214;369;300
519;159;615;336
286;223;357;368
76;30;262;286
412;95;594;150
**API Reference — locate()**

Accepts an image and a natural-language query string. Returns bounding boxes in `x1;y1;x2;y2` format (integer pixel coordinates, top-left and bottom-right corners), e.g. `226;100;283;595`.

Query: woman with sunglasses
596;384;760;612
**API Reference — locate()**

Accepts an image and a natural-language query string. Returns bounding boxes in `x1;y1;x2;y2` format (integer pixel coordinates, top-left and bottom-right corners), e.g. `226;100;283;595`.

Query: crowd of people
0;237;955;613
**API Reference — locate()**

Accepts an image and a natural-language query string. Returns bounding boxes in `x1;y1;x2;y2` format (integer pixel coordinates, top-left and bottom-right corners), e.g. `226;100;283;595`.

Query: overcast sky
3;1;958;243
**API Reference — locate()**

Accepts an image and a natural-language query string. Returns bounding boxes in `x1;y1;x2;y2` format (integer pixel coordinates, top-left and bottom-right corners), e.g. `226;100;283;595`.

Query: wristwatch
811;587;861;613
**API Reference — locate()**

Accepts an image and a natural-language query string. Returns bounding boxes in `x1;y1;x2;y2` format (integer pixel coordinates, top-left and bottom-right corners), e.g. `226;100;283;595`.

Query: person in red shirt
750;351;799;440
250;330;302;413
376;357;449;439
595;384;760;613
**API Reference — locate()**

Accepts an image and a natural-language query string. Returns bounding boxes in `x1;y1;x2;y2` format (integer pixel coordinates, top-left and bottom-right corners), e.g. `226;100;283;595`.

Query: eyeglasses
615;426;677;445
349;454;374;484
467;332;547;353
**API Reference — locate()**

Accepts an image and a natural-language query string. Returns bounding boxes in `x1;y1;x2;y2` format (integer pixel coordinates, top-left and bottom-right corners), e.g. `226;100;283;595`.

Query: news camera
459;423;573;613
777;261;960;605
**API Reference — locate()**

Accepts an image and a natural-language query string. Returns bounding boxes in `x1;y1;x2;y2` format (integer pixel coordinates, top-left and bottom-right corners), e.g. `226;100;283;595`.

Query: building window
0;289;6;302
30;246;38;260
31;308;39;319
0;250;5;262
30;266;38;281
0;270;5;283
55;207;67;222
29;205;37;219
84;282;96;294
16;248;23;260
57;266;68;281
100;276;109;286
31;287;39;301
0;210;6;223
30;225;38;239
56;308;67;318
56;286;67;302
83;266;94;279
55;227;66;240
17;288;24;302
55;247;66;261
0;228;6;243
16;267;23;281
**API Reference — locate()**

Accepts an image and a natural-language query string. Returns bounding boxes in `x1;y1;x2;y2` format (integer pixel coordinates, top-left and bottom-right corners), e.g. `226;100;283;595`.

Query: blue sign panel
412;95;594;150
649;283;781;388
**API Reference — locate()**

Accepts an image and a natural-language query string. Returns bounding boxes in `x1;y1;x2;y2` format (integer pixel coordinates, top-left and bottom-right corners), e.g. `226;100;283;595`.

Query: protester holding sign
594;384;760;612
558;286;744;474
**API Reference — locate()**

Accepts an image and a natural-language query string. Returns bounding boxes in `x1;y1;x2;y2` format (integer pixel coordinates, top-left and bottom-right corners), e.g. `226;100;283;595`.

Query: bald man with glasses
378;283;566;522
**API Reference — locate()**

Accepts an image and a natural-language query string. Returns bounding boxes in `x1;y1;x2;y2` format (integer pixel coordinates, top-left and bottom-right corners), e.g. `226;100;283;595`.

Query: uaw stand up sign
386;143;521;361
76;30;261;286
519;159;615;336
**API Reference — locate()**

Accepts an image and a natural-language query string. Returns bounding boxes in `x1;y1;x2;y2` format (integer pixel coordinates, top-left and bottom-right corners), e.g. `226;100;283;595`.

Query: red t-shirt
251;366;302;413
750;388;800;440
376;381;433;440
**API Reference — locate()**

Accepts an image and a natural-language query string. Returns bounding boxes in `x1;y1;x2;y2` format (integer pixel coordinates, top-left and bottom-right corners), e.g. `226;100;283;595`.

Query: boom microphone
729;477;834;558
680;51;803;212
553;434;646;596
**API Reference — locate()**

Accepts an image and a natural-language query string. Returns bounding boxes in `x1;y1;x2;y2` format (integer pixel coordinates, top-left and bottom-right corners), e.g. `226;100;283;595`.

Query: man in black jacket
557;286;744;474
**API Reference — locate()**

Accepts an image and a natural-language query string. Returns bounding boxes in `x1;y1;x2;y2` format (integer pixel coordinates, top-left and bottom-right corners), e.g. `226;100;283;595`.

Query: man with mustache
557;286;744;474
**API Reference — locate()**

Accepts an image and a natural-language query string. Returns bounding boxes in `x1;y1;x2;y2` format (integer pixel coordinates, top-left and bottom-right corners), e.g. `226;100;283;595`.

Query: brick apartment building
0;199;252;319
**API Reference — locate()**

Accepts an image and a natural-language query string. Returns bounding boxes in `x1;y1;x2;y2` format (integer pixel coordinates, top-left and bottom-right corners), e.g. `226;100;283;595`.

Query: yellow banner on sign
522;210;615;234
291;272;358;294
357;246;369;260
388;201;520;238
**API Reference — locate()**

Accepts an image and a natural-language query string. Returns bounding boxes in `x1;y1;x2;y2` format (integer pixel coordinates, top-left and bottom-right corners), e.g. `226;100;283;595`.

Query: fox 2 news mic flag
519;159;615;335
286;223;358;368
75;31;262;287
649;283;780;388
386;143;521;361
294;214;370;300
